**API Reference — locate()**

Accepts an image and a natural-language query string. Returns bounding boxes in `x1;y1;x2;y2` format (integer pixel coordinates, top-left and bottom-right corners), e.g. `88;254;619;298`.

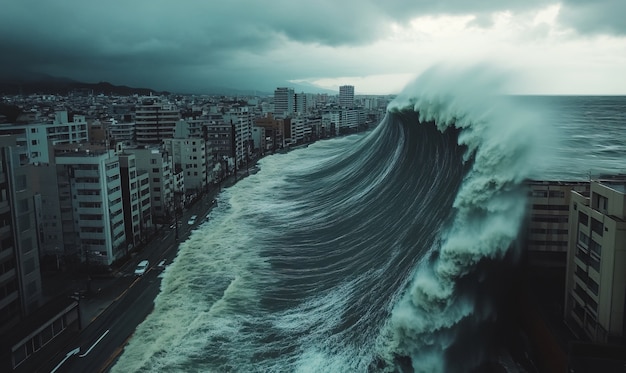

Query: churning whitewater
113;68;550;373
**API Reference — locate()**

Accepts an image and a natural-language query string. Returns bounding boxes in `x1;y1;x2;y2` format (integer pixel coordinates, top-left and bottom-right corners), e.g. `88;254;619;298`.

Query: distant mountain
0;73;166;96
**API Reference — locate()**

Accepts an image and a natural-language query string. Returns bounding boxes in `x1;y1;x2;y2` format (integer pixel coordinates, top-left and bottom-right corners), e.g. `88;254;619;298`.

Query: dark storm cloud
0;0;623;92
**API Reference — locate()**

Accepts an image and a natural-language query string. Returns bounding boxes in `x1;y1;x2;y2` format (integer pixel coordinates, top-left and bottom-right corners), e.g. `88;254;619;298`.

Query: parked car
134;260;149;276
157;259;167;270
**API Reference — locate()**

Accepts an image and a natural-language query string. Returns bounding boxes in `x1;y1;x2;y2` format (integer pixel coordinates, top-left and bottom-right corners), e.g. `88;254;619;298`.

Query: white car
134;260;149;276
187;215;198;225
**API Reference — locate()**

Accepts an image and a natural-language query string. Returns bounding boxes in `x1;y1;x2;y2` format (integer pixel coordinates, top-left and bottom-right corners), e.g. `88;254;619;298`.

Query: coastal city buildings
0;111;88;164
0;86;388;370
565;177;626;343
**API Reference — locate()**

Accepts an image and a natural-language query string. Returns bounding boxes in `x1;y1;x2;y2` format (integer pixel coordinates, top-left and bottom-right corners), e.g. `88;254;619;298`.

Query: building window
548;190;565;198
591;218;603;237
530;190;548;198
578;211;589;226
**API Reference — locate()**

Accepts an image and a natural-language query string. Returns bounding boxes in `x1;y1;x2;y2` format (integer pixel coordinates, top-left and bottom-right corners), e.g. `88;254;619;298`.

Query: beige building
526;180;589;268
565;177;626;343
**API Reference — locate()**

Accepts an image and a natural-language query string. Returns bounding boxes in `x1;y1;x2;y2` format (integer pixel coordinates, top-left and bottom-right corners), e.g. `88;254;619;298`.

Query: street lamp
69;292;82;330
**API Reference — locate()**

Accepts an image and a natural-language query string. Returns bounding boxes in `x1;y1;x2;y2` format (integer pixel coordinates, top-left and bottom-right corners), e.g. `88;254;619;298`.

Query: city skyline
1;1;625;95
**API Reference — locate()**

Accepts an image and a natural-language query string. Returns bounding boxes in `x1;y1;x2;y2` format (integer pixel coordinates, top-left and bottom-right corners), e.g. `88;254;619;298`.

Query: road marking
50;347;80;373
79;329;110;358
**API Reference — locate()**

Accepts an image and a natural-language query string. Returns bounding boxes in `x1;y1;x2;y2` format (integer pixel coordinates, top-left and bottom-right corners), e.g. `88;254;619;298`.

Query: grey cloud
0;0;624;93
559;0;626;35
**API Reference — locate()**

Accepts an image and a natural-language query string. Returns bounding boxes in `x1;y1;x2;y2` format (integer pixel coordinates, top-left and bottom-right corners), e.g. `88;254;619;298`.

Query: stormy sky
1;0;625;94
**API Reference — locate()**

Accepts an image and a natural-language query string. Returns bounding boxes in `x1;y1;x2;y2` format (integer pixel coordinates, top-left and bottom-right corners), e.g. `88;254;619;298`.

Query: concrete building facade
0;136;43;334
0;111;88;164
526;180;590;268
55;149;126;265
127;147;173;224
339;85;355;108
135;99;180;144
274;87;294;119
565;178;626;343
164;138;207;194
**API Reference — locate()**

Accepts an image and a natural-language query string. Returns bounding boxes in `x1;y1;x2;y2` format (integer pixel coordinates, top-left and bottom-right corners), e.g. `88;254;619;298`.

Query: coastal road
62;269;161;373
39;191;221;373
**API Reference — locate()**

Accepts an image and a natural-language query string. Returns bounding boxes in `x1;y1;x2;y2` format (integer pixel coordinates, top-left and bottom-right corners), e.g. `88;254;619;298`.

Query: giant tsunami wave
113;67;548;372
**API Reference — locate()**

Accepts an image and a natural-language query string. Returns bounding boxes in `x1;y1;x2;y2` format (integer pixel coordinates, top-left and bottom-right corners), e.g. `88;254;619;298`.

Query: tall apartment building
274;87;294;119
205;119;234;175
223;106;252;167
127;147;173;224
164;138;207;193
0;111;88;164
295;92;308;114
339;85;355;108
0;136;43;333
135;99;180;144
526;180;590;268
55;148;126;265
565;177;626;343
118;153;152;250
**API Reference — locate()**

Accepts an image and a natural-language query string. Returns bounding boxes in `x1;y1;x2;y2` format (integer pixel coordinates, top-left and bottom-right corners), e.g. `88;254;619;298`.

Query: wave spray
384;65;551;372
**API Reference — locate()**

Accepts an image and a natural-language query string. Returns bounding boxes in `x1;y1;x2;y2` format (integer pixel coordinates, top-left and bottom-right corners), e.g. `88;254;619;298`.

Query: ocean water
112;71;626;372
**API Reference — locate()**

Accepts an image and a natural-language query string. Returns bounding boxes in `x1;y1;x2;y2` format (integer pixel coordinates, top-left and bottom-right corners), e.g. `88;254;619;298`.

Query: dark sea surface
112;94;625;373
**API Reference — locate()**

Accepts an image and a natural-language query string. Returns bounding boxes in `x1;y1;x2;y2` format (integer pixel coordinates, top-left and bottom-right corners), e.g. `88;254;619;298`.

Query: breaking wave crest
383;65;550;372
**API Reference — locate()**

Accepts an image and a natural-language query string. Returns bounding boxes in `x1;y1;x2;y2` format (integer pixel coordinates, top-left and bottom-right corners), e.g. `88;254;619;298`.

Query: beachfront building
118;153;152;251
565;177;626;343
0;136;43;333
164;137;207;194
0;111;88;164
254;113;285;152
126;146;173;224
54;147;126;266
223;106;252;167
526;180;590;268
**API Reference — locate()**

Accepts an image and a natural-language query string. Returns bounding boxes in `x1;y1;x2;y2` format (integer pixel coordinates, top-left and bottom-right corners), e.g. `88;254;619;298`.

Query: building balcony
0;268;16;284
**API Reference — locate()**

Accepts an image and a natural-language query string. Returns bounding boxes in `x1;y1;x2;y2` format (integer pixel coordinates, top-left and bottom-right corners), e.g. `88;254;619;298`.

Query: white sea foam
385;64;552;372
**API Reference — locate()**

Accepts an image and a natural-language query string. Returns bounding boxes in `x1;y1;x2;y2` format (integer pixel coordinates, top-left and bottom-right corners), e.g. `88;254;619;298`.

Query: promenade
12;167;253;373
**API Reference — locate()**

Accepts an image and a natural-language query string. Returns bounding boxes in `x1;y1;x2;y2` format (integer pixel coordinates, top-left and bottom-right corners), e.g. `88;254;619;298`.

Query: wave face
112;68;619;373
